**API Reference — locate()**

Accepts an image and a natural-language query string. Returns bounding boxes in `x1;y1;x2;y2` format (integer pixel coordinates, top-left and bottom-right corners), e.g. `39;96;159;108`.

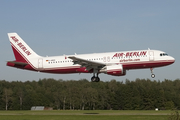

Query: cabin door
38;59;43;68
149;51;154;61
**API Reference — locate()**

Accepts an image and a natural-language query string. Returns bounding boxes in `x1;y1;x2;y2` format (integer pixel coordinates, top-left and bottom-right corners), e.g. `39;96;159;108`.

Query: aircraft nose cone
171;57;175;63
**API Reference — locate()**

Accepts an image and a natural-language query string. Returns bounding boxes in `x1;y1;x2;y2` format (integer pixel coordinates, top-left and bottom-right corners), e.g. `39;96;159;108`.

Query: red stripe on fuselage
122;60;174;69
38;66;91;74
37;60;174;74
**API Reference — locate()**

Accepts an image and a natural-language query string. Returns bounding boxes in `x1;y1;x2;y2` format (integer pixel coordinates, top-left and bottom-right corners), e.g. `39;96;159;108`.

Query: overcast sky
0;0;179;82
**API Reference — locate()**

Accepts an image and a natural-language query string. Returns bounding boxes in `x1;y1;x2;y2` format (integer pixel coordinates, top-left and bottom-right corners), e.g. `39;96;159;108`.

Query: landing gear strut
91;69;100;82
150;68;155;78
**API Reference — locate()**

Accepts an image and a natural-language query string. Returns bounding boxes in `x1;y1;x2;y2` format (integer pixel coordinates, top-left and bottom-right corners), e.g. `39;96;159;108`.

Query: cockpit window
160;53;168;56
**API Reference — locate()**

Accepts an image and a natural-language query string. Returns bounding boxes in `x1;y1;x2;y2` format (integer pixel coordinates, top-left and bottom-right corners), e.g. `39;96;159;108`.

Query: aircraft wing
68;56;106;71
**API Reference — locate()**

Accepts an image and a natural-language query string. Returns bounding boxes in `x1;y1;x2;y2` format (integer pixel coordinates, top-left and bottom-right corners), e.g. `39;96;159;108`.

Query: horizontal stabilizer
7;61;29;65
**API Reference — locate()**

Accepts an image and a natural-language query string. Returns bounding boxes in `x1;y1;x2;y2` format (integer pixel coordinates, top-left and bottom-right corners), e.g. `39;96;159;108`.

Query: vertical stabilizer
8;33;40;63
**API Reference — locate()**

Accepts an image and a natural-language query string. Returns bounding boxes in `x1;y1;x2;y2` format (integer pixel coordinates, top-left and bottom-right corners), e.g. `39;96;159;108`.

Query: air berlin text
11;36;31;56
113;51;147;58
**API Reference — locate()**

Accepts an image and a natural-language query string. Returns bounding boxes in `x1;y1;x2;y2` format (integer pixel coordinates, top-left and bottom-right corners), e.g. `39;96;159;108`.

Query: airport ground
0;110;178;120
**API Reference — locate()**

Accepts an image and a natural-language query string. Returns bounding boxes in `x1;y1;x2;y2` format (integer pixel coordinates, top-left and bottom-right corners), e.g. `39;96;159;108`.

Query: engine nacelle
100;64;126;76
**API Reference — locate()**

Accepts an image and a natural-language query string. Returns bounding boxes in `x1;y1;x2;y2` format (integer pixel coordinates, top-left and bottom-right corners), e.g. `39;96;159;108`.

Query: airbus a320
7;33;175;82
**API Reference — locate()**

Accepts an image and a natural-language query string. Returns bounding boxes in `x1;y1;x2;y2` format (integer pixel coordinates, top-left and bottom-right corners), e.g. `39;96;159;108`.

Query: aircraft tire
91;76;96;82
151;74;155;78
96;77;100;82
91;76;100;82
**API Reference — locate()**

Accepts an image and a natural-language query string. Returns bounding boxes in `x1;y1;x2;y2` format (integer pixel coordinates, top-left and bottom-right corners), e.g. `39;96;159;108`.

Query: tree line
0;78;180;110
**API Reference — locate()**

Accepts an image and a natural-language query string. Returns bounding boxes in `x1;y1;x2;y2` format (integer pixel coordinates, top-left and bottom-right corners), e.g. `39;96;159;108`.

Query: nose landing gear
150;68;155;78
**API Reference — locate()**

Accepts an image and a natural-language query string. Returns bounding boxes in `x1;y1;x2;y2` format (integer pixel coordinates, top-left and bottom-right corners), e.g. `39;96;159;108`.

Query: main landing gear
91;76;100;82
150;68;155;78
91;69;100;82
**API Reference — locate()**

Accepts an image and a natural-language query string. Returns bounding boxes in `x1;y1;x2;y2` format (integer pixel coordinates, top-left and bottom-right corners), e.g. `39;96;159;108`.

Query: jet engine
100;64;126;76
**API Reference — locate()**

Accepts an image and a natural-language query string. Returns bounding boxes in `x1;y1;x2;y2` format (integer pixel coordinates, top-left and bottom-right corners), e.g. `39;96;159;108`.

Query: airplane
6;33;175;82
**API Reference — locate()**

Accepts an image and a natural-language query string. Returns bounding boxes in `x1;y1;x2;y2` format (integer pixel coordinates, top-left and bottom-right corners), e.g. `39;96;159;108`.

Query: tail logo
11;36;32;56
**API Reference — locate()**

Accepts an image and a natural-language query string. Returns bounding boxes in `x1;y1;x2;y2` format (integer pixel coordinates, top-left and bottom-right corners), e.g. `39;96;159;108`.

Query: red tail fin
11;43;27;63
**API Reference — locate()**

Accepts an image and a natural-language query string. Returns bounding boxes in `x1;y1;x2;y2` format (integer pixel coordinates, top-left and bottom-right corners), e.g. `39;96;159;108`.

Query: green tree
3;88;13;110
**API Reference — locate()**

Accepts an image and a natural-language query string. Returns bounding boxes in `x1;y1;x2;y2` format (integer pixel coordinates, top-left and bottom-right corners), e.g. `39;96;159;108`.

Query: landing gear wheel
91;76;96;82
96;77;100;82
150;68;155;78
91;76;100;82
151;74;155;78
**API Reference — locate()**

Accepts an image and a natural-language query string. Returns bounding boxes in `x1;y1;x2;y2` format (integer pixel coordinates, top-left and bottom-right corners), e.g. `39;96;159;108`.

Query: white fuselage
33;49;174;74
7;33;175;80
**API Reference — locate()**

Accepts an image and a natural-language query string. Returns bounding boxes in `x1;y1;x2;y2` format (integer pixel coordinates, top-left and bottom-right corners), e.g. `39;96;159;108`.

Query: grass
0;110;175;120
0;115;169;120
